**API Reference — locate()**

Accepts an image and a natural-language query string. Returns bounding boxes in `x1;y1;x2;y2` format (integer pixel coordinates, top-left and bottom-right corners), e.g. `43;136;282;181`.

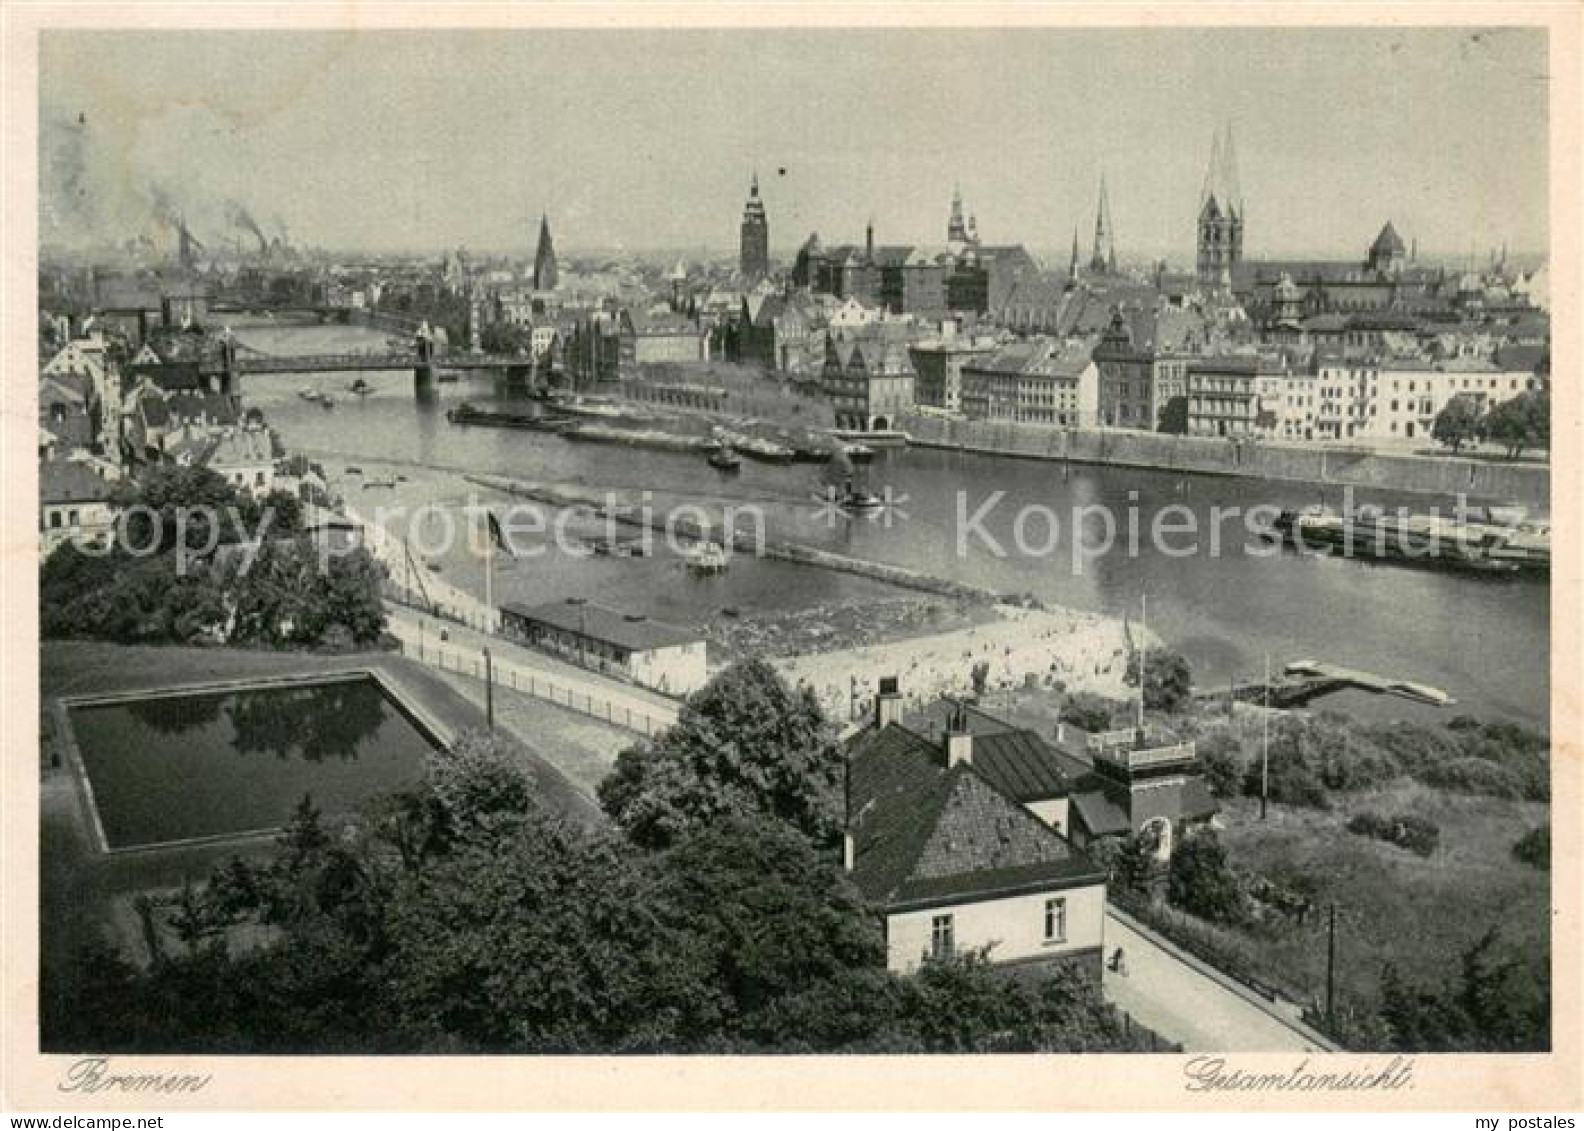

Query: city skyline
40;27;1548;262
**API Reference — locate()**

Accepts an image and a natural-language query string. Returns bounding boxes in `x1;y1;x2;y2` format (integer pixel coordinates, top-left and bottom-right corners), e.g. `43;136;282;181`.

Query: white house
843;682;1109;980
39;459;116;557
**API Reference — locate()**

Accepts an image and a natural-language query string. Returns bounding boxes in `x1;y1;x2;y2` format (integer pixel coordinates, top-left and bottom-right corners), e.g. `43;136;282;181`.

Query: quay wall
901;414;1550;507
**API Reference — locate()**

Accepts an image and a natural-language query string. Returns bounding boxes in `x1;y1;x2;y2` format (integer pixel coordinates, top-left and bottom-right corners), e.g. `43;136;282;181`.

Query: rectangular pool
67;675;444;851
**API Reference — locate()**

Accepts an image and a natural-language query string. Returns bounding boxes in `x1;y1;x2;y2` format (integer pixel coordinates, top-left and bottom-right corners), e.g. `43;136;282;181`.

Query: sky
39;27;1549;264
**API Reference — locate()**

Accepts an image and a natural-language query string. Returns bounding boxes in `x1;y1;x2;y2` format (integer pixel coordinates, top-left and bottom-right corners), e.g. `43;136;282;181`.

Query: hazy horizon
40;28;1550;263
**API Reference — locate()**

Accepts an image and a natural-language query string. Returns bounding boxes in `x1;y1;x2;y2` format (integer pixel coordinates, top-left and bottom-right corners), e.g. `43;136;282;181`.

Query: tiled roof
501;598;699;653
1069;789;1130;839
206;429;275;468
845;721;1102;911
39;459;112;505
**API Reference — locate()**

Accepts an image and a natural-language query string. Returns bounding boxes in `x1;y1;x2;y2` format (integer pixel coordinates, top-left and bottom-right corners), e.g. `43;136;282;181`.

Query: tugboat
707;448;743;473
836;476;884;512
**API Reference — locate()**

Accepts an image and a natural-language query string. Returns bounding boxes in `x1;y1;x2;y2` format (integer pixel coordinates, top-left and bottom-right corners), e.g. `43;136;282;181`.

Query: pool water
68;676;443;850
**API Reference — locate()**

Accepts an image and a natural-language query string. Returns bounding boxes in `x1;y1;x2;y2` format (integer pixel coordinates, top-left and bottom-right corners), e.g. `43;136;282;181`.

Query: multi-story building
908;325;999;413
39;459;116;557
1360;358;1538;441
1090;310;1193;431
1186;355;1272;438
822;330;917;432
959;338;1097;427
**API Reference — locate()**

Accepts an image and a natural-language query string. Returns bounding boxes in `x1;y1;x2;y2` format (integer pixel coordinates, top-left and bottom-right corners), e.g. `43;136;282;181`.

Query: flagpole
483;511;494;627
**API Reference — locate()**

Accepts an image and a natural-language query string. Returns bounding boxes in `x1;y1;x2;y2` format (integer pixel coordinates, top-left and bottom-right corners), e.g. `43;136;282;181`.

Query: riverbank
902;414;1550;507
773;601;1145;724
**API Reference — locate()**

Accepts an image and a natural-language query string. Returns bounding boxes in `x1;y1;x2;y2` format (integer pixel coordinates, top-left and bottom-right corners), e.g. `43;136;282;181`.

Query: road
1102;909;1336;1052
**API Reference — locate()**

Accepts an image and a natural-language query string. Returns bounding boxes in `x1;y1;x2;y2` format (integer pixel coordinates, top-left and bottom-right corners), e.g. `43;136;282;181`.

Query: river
234;318;1550;730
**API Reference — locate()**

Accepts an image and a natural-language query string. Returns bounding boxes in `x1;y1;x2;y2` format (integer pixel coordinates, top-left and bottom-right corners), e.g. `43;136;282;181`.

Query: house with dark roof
500;598;707;695
1063;725;1218;851
844;680;1108;978
39;459;117;556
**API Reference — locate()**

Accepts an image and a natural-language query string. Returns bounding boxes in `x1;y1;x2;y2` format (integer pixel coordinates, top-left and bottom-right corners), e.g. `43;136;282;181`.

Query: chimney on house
944;699;973;766
874;675;904;728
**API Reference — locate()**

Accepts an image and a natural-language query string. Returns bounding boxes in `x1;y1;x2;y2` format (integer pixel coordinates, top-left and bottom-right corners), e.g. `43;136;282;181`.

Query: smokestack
842;831;855;872
944;700;973;767
874;675;903;728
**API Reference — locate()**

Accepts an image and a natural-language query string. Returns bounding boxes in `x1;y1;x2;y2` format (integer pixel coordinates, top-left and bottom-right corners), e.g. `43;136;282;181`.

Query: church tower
947;184;971;243
1196;125;1244;289
1090;175;1116;275
533;214;559;292
739;172;769;279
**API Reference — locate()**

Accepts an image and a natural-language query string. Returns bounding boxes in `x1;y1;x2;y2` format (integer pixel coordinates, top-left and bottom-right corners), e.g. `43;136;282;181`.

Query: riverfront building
500;598;707;696
959;337;1098;427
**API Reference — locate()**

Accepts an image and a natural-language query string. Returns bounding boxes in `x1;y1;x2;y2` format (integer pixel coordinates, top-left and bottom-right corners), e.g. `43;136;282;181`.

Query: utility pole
1261;651;1271;820
1136;593;1148;732
484;647;495;731
1326;902;1338;1027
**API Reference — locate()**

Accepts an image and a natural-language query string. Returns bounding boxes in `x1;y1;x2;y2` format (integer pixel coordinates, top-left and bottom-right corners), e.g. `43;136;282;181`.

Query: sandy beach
775;602;1149;725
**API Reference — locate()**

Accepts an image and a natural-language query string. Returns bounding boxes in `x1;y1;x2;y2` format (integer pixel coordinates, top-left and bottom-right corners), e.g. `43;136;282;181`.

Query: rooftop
501;598;700;653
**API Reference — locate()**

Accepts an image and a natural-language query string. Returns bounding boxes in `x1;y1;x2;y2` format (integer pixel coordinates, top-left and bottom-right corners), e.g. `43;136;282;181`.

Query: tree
1059;691;1123;733
1196;731;1244;798
1484;388;1549;460
1431;394;1483;454
598;660;844;851
1157;395;1189;435
1166;830;1247;925
1124;648;1194;713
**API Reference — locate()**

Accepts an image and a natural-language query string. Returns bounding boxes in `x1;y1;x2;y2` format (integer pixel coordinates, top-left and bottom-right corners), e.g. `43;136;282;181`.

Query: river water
235;319;1550;729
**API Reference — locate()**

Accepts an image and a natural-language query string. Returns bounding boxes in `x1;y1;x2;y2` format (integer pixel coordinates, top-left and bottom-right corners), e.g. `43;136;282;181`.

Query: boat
349;378;372;395
445;403;573;432
319;393;336;408
297;387;316;401
426;559;442;572
363;478;397;490
345;466;363;476
708;449;743;472
839;486;885;512
721;432;797;463
1264;504;1525;575
842;443;876;463
436;373;460;384
683;543;729;575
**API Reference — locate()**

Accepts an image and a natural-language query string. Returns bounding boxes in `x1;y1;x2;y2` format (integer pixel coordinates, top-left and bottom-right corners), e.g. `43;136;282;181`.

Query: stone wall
902;415;1549;506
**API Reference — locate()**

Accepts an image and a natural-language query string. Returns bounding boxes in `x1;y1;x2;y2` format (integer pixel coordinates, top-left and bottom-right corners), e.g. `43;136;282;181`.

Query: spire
1068;227;1080;282
1201;124;1242;217
750;169;759;197
533;213;558;291
1090;175;1113;275
1221;124;1243;216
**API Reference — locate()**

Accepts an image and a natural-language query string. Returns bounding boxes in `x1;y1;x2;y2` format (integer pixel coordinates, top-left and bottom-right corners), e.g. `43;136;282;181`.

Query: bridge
201;333;543;394
217;351;528;377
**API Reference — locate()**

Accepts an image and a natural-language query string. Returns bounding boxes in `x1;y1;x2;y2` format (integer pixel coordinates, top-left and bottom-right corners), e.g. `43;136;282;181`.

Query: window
1044;897;1067;942
930;914;954;960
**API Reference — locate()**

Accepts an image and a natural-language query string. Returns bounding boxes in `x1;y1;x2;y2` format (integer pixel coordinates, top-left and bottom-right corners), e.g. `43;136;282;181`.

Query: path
1101;908;1337;1052
384;603;680;736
